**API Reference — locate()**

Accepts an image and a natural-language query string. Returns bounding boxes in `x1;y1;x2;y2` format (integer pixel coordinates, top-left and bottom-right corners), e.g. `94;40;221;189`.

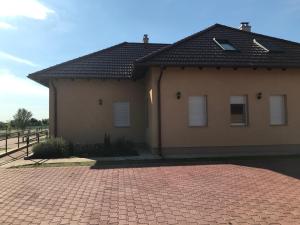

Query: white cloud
0;69;48;121
0;51;39;67
0;21;16;29
0;69;47;97
0;0;54;20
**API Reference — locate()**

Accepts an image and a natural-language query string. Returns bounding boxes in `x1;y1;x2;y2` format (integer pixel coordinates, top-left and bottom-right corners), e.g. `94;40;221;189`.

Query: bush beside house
31;137;138;159
31;138;71;158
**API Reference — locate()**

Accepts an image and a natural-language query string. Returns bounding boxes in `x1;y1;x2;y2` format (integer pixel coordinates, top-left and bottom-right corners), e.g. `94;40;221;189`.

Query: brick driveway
0;163;299;225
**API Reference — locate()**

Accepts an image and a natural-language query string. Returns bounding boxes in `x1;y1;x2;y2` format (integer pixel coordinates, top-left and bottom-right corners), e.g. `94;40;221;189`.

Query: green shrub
73;144;103;157
31;138;72;158
104;133;111;149
31;137;138;159
72;138;137;157
112;137;135;151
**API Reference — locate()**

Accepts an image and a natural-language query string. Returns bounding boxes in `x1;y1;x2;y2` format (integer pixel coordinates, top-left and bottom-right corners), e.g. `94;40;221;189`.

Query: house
29;22;300;157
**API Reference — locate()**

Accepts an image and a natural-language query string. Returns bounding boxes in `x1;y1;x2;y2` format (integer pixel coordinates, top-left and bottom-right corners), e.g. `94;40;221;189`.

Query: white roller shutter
189;96;207;126
114;102;130;127
230;96;246;104
270;96;286;125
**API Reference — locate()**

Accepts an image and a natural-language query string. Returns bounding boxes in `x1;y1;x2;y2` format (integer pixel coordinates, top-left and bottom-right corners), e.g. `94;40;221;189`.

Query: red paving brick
0;164;299;225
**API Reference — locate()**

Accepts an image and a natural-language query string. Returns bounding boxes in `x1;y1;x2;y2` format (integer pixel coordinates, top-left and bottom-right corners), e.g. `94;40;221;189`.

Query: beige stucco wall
49;82;55;137
49;79;146;144
48;67;300;151
148;67;300;149
145;68;159;149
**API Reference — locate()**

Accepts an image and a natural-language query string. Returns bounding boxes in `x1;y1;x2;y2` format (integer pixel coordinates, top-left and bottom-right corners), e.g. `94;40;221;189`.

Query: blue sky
0;0;300;121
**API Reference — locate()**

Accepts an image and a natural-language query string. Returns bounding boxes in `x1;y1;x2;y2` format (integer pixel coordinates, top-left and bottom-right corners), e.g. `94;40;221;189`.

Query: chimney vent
239;22;251;32
143;34;149;44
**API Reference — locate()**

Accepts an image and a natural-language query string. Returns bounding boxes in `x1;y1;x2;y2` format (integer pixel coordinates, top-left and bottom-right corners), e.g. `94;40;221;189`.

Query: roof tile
137;24;300;68
28;42;168;85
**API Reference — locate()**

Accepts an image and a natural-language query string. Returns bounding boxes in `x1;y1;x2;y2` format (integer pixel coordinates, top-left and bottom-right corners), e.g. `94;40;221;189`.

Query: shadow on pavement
90;155;300;180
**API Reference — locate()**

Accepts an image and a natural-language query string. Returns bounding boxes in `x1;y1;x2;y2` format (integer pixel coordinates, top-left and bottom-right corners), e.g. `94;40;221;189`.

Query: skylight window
213;38;237;51
253;39;284;53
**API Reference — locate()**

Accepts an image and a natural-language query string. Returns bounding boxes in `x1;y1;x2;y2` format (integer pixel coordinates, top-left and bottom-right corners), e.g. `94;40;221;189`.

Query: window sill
270;124;288;127
230;123;248;127
188;125;208;128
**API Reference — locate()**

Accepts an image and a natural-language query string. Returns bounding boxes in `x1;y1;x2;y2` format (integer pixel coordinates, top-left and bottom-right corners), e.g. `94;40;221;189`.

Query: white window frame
213;38;237;51
113;101;130;127
230;95;248;127
188;96;208;127
270;95;287;126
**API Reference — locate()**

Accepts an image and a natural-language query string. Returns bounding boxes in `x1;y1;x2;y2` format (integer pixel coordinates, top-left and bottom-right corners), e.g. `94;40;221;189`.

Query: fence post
17;132;20;148
26;136;29;157
28;130;31;142
5;133;8;153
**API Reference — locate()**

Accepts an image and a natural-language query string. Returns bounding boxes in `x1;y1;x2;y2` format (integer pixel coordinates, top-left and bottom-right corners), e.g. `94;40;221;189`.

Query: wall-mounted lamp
256;92;262;100
98;99;103;105
176;91;181;100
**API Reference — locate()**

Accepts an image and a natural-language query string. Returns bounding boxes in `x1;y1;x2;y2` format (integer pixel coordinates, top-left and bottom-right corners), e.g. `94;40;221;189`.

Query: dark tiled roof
29;24;300;86
28;42;169;86
136;24;300;68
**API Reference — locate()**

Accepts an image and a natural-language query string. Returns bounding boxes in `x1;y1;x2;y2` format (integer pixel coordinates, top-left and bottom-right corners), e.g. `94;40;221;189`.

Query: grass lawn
10;161;95;169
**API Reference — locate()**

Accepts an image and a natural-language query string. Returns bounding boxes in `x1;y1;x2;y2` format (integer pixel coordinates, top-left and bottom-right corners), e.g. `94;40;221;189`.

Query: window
253;39;284;53
189;96;207;127
213;38;237;51
270;96;287;125
113;102;130;127
230;96;248;126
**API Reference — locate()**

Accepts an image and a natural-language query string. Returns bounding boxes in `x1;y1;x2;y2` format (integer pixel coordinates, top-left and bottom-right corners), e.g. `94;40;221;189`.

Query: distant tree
30;118;41;126
9;120;16;129
41;119;49;126
13;108;33;130
0;121;6;130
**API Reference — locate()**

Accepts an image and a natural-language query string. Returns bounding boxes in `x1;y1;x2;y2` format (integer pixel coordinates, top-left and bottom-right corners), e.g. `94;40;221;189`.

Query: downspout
50;80;58;137
157;67;165;156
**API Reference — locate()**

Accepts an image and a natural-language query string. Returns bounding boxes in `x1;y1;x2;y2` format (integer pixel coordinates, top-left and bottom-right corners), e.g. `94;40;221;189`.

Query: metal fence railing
0;126;48;136
0;128;49;156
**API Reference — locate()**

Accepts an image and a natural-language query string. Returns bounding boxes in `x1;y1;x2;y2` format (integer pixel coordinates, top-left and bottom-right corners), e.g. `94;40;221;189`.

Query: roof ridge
28;42;128;78
216;23;300;47
126;42;170;45
135;23;300;64
135;24;219;63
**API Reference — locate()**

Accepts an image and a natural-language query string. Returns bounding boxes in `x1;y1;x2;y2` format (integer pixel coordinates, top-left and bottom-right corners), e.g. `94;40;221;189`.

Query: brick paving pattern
0;137;22;153
0;164;299;224
0;147;33;167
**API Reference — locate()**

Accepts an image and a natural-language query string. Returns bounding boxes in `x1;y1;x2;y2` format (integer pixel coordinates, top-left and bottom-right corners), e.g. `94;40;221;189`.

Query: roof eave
28;74;49;87
134;62;300;69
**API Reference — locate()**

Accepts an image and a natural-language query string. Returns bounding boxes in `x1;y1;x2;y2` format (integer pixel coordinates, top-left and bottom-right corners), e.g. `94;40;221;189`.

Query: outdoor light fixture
256;92;262;100
176;91;181;99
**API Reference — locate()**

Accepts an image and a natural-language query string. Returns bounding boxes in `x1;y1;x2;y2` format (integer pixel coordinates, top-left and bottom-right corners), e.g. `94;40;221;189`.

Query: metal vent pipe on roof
239;22;251;32
143;34;149;43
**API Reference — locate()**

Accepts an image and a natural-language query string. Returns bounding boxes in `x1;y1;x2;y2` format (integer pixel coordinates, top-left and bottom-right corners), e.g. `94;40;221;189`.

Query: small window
230;96;248;126
113;102;130;127
213;38;237;51
189;96;207;127
270;96;287;125
253;39;284;53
